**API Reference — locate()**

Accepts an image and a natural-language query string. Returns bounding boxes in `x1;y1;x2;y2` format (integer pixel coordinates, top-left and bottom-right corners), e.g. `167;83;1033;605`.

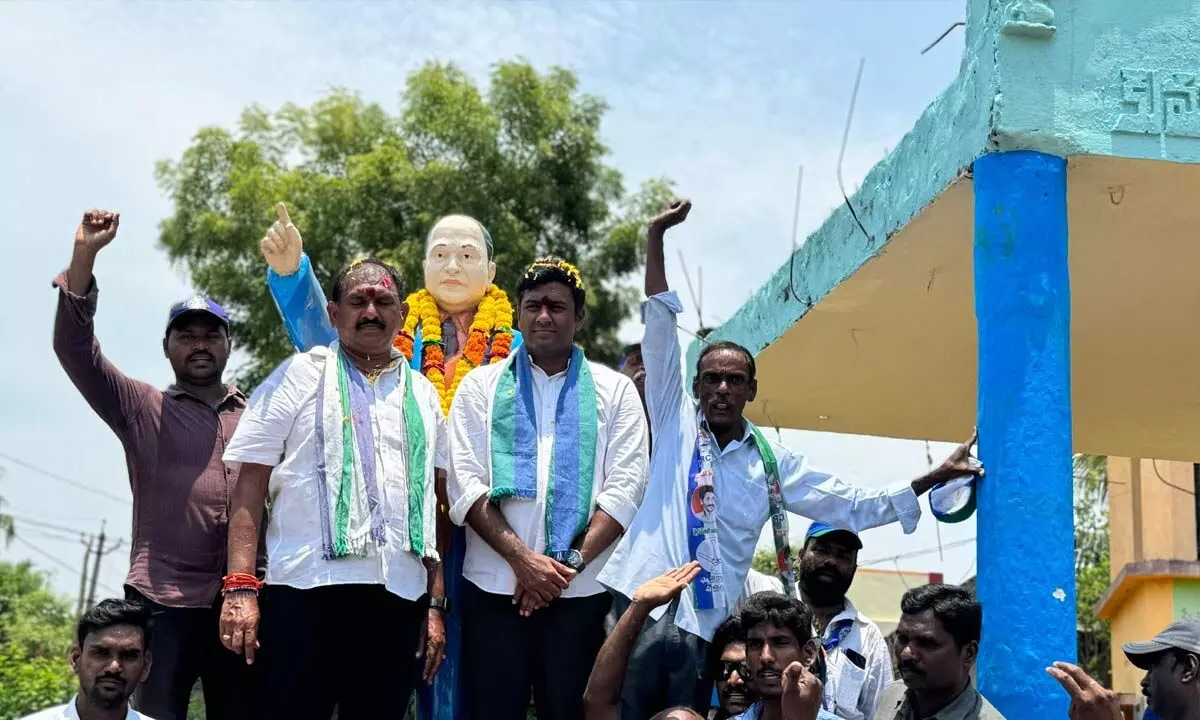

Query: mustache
899;661;924;677
356;317;385;330
187;349;215;362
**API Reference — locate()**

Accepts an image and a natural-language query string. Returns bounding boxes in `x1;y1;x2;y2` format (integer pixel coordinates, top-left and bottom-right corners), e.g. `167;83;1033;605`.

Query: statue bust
261;204;521;414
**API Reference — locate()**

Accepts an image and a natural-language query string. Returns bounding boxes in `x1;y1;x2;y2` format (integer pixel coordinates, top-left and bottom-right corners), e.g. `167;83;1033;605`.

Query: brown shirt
53;273;245;608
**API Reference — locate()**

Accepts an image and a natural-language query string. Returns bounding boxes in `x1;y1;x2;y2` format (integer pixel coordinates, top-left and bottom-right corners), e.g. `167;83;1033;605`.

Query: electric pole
75;534;93;617
85;521;105;610
82;521;125;611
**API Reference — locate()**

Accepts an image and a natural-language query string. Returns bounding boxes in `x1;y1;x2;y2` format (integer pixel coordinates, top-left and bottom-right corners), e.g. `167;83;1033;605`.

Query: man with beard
21;599;156;719
598;197;983;719
53;210;258;719
733;592;837;720
220;258;449;717
1048;620;1200;720
875;585;1003;720
798;524;892;720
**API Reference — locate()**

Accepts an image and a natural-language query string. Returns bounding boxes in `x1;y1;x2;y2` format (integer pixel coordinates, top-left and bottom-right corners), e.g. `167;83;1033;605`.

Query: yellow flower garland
397;285;515;415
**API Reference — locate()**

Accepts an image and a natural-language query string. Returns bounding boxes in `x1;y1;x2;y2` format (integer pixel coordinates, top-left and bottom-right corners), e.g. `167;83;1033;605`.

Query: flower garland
394;285;515;415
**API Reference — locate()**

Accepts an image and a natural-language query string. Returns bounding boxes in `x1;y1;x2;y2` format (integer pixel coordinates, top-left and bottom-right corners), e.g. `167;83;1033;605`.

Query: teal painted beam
686;0;1002;383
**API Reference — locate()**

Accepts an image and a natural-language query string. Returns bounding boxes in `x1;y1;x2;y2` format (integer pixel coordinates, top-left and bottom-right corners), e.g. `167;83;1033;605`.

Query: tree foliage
1074;454;1112;687
157;60;672;388
0;562;76;719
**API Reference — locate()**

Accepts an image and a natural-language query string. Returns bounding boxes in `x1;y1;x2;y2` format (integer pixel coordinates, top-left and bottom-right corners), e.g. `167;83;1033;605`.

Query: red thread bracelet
221;573;263;595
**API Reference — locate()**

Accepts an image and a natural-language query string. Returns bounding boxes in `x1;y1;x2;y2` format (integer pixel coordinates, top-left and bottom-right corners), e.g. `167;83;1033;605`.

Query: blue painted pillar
973;151;1075;718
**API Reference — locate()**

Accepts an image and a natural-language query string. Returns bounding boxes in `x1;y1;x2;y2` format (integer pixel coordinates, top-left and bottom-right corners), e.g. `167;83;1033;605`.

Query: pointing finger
276;202;292;227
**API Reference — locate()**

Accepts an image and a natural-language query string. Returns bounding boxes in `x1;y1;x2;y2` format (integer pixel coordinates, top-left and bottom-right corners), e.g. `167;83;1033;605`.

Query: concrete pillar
973;150;1075;717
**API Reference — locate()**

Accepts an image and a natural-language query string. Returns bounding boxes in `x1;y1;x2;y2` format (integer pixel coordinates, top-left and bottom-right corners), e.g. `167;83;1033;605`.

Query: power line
861;537;976;567
10;513;96;537
10;534;123;597
0;452;131;505
19;526;88;545
1151;459;1195;496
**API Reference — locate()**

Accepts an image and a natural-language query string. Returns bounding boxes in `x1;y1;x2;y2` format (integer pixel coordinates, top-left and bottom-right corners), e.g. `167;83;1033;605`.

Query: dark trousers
125;587;262;720
609;595;713;720
259;583;426;720
461;582;611;720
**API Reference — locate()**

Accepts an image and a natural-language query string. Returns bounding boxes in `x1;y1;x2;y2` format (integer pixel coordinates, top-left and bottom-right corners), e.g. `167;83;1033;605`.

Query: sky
0;1;975;604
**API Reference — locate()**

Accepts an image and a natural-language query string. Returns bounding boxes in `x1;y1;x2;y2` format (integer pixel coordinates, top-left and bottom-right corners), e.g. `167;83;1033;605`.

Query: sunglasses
720;661;751;681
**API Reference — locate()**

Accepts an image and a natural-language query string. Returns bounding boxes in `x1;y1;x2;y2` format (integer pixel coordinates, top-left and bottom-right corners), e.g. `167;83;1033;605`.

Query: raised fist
75;209;120;251
261;202;304;276
649;198;692;232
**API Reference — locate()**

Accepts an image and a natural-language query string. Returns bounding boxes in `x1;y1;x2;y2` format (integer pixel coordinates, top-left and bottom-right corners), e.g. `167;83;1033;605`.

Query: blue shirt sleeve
266;253;337;352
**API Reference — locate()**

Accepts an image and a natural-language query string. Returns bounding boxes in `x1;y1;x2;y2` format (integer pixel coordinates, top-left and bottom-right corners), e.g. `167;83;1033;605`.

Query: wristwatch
428;596;451;615
553;549;586;573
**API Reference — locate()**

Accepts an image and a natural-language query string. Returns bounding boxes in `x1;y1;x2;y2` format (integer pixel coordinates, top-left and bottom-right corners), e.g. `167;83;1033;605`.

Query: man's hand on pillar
1046;662;1122;720
913;428;983;495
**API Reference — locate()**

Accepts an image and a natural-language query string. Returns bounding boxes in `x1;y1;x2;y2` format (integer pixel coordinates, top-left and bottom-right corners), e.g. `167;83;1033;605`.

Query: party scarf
688;420;795;608
313;342;438;560
489;346;597;554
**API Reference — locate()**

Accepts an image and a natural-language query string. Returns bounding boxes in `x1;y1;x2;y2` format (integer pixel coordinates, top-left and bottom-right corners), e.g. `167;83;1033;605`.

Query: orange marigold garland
394;285;515;415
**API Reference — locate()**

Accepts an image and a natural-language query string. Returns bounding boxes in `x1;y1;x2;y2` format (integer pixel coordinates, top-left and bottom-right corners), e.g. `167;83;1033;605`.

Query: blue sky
0;1;975;602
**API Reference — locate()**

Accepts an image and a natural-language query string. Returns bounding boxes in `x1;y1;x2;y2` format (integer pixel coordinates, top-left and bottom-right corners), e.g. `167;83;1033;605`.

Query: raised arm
53;210;152;435
261;202;337;351
582;563;701;720
641;199;694;430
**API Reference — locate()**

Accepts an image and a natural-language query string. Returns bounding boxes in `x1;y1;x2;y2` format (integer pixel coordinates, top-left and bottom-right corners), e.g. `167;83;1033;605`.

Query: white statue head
423;215;497;314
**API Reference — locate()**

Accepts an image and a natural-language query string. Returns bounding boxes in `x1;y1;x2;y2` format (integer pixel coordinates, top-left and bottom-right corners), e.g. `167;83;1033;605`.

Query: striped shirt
53;273;249;609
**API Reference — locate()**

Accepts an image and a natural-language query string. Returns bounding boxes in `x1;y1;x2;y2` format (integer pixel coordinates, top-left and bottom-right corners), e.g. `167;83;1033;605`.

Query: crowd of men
30;202;1200;720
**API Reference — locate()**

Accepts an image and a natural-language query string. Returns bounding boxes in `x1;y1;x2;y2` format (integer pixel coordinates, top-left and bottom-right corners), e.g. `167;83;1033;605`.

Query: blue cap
805;522;862;550
167;294;230;332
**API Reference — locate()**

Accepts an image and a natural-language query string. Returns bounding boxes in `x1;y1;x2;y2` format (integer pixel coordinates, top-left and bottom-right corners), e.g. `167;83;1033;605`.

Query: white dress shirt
20;697;154;720
446;356;649;598
820;598;894;720
597;291;922;641
223;350;448;601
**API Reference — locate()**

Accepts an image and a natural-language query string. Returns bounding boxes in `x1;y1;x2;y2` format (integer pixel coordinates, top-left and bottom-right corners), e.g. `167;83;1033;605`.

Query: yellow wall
1107;458;1195;577
1108;579;1175;696
1106;457;1197;696
1108;457;1135;579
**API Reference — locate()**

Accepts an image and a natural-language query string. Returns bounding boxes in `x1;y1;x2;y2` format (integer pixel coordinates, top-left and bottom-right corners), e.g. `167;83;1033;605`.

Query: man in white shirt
219;258;449;718
447;257;649;720
799;523;892;720
597;198;982;719
22;599;156;720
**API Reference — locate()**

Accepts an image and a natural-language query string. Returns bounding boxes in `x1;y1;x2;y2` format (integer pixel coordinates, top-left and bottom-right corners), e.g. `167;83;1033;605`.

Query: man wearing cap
53;210;258;719
1049;620;1200;720
798;523;892;720
597;198;983;719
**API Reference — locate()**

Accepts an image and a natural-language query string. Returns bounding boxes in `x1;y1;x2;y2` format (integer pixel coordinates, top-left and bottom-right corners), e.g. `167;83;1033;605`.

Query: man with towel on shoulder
446;257;650;720
219;258;450;718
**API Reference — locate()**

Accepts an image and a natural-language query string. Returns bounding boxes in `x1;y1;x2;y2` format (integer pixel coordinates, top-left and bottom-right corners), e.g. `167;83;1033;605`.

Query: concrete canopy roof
689;1;1200;461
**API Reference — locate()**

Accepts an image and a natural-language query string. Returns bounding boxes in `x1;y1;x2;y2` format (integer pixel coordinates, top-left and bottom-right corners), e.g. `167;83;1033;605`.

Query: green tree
0;562;76;719
157;60;671;388
1074;454;1112;687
